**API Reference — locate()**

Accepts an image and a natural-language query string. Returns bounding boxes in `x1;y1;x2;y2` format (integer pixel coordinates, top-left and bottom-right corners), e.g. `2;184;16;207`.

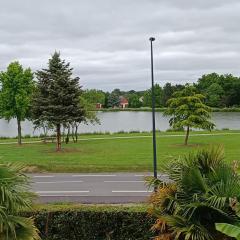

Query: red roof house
119;96;129;109
96;103;102;109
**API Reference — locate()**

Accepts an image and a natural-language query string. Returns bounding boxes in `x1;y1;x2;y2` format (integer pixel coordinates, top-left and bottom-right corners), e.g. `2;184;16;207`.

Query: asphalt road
29;173;165;203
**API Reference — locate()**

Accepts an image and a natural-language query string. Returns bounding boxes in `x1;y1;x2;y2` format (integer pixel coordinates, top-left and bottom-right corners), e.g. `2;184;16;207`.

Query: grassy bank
0;131;240;172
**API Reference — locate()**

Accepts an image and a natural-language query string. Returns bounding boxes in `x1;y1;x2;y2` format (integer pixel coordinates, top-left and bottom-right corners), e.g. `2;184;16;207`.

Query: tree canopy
143;84;163;107
32;52;85;151
0;61;34;145
165;85;215;145
82;89;105;105
107;92;120;108
197;73;240;107
128;93;142;108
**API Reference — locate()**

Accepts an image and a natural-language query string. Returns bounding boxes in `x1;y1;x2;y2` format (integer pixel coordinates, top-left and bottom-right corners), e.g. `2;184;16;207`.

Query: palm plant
148;147;240;240
0;163;40;240
216;223;240;239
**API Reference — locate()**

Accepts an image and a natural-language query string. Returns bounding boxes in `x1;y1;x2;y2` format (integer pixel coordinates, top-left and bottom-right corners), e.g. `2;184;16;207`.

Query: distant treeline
83;73;240;108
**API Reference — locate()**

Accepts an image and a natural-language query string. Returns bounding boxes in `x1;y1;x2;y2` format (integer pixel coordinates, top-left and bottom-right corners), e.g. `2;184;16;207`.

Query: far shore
95;107;240;112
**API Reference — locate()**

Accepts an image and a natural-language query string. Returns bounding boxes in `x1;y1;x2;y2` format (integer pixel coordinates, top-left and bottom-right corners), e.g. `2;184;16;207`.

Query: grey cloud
1;0;240;91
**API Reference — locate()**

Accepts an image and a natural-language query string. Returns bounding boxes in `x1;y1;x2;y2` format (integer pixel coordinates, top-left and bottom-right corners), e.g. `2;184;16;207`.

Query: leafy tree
165;85;215;145
111;88;122;96
128;94;141;108
197;72;221;91
66;96;99;143
128;90;136;95
0;163;40;239
206;83;224;107
143;84;163;107
32;52;84;151
220;74;240;107
82;89;105;106
104;92;110;108
162;83;174;106
0;62;34;145
107;92;120;108
197;73;240;107
162;83;185;107
148;147;240;240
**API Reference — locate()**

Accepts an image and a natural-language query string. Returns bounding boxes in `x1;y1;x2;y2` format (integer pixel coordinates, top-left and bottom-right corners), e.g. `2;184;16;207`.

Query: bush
23;134;32;138
147;147;240;240
166;127;184;132
25;205;155;240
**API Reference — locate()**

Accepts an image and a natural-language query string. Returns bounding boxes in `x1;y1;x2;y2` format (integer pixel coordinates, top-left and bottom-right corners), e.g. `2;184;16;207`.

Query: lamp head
149;37;155;42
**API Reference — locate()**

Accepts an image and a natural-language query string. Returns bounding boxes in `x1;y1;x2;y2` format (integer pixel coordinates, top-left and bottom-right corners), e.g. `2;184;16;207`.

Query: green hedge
26;205;155;240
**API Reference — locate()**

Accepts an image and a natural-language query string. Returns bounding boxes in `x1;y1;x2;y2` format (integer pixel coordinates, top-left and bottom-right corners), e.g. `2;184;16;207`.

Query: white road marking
33;175;55;178
34;180;83;184
135;174;169;177
104;180;144;183
112;190;152;193
39;195;89;197
72;174;116;177
36;191;89;194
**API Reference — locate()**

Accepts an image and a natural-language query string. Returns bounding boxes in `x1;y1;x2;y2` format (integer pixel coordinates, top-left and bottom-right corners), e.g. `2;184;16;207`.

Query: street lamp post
149;37;158;179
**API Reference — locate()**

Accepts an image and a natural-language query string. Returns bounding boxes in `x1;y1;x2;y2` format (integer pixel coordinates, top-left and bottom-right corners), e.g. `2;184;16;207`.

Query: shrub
147;147;240;240
25;205;155;240
23;134;32;138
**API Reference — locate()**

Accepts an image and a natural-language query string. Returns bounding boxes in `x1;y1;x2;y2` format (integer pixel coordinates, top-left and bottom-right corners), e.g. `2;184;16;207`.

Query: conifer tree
32;52;84;151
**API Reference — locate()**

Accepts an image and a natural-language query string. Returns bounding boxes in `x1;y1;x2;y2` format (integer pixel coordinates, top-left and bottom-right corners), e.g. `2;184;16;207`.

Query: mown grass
0;130;239;172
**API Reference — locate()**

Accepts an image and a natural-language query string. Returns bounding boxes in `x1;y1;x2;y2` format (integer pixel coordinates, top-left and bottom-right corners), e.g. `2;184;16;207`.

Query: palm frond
0;163;40;239
148;147;240;240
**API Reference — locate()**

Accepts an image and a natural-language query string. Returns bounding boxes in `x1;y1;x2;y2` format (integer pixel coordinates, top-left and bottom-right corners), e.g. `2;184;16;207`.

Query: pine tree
32;52;85;151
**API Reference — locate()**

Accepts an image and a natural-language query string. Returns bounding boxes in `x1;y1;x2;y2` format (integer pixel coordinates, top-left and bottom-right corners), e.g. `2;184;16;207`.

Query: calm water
0;112;239;137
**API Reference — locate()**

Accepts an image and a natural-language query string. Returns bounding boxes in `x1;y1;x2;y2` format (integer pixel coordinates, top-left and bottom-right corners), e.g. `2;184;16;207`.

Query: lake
0;111;239;137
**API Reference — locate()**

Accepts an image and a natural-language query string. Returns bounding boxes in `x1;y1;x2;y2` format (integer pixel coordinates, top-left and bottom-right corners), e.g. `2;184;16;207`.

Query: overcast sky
1;0;240;91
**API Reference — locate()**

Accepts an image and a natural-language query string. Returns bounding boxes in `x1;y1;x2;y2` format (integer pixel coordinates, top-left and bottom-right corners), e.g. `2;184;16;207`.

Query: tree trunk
17;118;22;145
56;124;61;151
71;124;76;142
65;126;70;144
75;125;78;143
62;127;65;143
184;126;190;145
43;125;47;144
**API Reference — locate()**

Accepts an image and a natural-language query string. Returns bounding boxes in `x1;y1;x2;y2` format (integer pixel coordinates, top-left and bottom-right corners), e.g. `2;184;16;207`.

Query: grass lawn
0;130;240;172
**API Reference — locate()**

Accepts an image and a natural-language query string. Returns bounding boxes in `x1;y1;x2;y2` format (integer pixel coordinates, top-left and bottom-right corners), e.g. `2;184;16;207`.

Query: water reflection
0;111;239;137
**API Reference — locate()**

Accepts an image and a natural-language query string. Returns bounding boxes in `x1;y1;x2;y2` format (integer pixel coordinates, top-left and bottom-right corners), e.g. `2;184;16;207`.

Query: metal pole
149;37;157;179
